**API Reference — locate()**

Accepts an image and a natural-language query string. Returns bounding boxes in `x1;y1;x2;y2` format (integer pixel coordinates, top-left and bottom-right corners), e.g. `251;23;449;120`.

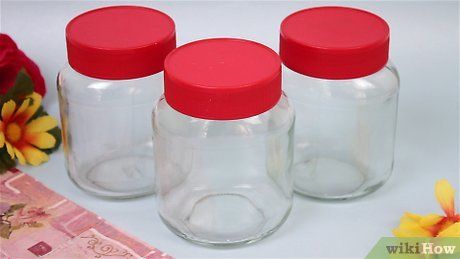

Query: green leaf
0;69;34;107
12;69;34;96
0;149;16;175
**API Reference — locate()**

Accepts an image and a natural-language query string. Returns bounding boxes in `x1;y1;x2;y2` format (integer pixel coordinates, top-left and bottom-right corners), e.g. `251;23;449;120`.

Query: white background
1;1;459;258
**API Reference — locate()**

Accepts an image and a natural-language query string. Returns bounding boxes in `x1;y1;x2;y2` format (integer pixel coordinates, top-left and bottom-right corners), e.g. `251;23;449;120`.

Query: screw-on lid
66;6;176;79
164;38;281;120
280;6;390;79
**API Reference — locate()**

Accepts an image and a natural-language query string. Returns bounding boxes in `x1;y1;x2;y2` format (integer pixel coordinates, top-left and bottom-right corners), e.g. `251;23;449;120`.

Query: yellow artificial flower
393;179;460;237
0;93;57;166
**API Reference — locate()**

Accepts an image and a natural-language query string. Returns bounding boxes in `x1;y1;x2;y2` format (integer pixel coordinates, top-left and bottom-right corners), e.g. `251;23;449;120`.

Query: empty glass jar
58;6;176;198
280;7;399;200
153;38;294;246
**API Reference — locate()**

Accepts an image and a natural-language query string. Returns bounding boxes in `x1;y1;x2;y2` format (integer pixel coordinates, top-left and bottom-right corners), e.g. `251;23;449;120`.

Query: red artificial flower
0;34;46;96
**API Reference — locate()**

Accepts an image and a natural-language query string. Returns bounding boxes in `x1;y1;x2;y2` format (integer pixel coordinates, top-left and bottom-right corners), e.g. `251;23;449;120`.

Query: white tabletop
2;1;458;258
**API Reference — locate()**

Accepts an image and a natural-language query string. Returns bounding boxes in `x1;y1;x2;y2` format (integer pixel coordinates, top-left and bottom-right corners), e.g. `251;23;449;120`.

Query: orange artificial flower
0;93;57;166
393;179;460;237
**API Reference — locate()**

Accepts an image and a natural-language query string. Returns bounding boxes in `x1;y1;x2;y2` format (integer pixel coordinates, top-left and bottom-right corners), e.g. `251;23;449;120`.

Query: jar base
293;157;390;200
68;155;155;199
160;192;292;246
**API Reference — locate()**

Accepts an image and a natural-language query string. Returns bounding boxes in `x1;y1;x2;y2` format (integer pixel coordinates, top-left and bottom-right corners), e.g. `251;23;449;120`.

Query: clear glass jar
153;38;295;246
58;6;175;198
280;7;399;200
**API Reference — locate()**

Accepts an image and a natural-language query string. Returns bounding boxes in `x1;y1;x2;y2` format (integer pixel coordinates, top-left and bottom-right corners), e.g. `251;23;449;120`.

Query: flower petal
393;212;434;237
13;98;30;119
419;214;444;228
435;179;456;217
438;222;460;237
1;100;16;121
401;212;423;223
27;132;56;149
13;148;26;165
22;92;42;123
5;141;15;159
25;116;57;134
0;132;4;148
21;145;49;166
393;220;433;237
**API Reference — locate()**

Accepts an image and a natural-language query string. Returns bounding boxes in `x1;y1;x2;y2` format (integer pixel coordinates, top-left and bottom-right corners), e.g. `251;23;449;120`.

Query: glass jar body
153;94;295;246
284;62;399;200
57;64;162;199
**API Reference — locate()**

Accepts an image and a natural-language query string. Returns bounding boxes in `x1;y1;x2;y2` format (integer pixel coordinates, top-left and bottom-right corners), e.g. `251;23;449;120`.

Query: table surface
2;1;459;258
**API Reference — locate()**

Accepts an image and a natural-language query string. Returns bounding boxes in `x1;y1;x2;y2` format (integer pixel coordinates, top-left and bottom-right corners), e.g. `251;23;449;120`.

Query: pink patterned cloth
0;170;171;259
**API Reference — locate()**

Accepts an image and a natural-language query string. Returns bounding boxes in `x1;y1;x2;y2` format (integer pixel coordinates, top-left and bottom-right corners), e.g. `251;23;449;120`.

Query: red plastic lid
280;6;390;79
164;38;281;120
66;6;176;80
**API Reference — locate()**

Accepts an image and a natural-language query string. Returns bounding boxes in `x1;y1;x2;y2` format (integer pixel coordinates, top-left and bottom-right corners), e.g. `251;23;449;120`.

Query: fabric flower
0;202;10;215
393;179;460;237
0;34;46;96
9;206;50;226
0;93;57;166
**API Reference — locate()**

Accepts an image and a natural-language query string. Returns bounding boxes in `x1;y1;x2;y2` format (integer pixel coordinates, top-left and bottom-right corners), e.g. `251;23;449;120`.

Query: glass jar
280;7;399;200
57;6;175;198
153;38;295;246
